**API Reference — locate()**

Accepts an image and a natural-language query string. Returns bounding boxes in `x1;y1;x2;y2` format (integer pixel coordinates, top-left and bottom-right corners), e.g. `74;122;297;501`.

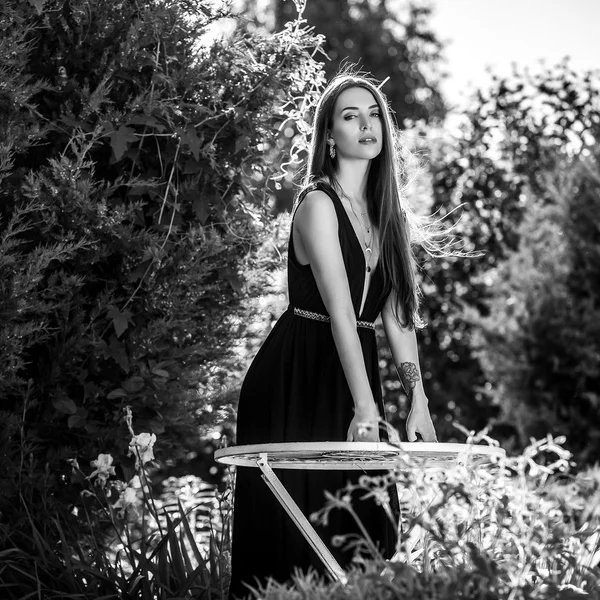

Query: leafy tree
387;62;600;451
0;0;324;552
272;0;447;124
473;151;600;464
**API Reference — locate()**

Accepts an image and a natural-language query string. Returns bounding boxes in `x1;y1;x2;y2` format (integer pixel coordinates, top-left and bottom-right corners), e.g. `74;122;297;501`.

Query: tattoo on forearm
398;362;420;397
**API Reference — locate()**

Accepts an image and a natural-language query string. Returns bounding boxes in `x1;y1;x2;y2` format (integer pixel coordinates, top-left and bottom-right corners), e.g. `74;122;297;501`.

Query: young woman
228;74;437;598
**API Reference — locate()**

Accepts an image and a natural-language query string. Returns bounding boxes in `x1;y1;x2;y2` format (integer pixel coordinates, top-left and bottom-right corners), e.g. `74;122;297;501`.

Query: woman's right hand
346;405;380;442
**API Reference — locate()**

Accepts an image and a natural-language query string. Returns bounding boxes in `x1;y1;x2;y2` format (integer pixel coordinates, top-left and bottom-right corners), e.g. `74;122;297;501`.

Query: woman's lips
359;137;377;144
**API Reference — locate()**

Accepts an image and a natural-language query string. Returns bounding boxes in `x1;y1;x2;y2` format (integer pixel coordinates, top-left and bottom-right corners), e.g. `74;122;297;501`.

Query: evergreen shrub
0;0;324;563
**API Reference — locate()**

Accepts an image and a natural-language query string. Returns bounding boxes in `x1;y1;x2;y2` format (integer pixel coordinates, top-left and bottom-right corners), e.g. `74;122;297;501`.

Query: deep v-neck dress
229;182;396;598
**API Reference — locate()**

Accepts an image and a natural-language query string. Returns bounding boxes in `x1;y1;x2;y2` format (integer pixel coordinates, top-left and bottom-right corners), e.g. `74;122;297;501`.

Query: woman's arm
381;292;437;442
294;190;379;442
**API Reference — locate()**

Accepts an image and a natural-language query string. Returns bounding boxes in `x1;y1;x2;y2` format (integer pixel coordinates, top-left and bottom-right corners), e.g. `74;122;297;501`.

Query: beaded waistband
292;307;375;330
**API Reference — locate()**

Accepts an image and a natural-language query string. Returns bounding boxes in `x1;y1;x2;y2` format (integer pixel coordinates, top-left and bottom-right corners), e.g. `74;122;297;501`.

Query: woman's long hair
301;73;427;330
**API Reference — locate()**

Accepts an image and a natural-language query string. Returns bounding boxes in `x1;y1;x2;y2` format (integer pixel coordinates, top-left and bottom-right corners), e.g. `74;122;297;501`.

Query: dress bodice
287;181;387;322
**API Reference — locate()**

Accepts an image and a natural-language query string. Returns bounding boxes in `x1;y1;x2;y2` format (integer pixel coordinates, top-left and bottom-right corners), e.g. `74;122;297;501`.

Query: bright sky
428;0;600;111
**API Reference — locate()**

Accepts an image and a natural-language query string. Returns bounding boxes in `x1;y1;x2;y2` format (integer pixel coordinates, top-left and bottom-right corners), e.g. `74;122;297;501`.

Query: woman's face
328;86;383;162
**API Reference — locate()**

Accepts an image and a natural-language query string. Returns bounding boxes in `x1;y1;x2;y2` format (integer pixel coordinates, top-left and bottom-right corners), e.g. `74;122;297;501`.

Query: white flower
89;454;116;487
67;458;80;473
128;432;156;468
113;486;139;518
128;474;142;488
372;488;390;507
115;486;138;509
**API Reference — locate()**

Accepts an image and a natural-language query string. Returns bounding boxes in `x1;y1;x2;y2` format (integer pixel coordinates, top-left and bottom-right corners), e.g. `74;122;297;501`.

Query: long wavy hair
301;73;427;330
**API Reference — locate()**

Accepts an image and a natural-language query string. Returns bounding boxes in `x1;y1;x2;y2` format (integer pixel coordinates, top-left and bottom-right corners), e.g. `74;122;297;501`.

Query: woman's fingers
407;415;438;443
424;418;439;442
406;405;438;442
421;429;438;442
347;413;380;442
420;423;438;442
347;424;379;442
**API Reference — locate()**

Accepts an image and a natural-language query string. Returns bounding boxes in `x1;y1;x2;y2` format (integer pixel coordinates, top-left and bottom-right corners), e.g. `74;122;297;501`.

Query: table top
214;441;505;470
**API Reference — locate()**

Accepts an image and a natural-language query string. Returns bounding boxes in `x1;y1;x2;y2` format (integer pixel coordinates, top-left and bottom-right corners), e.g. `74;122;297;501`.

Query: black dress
228;181;396;598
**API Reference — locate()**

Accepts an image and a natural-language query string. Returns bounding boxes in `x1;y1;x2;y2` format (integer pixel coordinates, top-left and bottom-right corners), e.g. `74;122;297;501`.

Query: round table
215;442;505;583
215;441;504;470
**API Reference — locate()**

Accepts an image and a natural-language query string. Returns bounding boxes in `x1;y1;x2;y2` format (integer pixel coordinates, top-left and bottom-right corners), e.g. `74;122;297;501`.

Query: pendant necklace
339;187;374;273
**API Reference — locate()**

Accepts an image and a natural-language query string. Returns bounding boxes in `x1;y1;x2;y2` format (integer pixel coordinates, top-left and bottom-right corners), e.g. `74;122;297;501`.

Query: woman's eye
343;112;379;121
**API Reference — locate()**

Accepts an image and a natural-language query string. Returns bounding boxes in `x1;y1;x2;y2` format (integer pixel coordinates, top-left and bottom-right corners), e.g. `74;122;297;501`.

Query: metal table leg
256;453;348;584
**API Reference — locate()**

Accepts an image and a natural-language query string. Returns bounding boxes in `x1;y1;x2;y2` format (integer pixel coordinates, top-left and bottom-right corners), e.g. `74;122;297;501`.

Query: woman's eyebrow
340;104;379;112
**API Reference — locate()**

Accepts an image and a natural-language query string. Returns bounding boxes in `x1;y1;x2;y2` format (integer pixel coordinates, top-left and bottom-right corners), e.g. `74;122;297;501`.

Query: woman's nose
360;118;372;130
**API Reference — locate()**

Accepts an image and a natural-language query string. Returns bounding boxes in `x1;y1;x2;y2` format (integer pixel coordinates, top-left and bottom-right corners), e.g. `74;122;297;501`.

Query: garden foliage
0;0;324;566
379;62;600;459
472;147;600;463
271;0;447;124
252;433;600;600
0;405;232;599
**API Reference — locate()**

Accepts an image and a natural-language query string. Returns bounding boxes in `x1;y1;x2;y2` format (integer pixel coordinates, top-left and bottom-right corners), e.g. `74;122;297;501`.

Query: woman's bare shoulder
295;188;337;222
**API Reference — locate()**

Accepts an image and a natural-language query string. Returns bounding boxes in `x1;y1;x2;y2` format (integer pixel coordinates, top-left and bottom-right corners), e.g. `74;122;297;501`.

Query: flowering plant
128;433;156;468
61;406;230;598
306;428;600;599
88;454;116;487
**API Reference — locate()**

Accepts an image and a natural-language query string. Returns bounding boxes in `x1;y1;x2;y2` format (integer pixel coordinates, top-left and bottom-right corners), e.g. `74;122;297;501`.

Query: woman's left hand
406;397;438;442
347;405;380;442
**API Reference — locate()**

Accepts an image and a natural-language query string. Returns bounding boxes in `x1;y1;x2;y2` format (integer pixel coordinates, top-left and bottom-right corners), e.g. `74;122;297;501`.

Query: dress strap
292;307;375;330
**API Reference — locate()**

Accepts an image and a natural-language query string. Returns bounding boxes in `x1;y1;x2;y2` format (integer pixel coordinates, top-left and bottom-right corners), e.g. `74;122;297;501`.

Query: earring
329;142;336;159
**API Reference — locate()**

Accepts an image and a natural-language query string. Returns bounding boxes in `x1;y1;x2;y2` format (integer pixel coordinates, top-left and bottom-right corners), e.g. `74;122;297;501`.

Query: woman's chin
340;148;382;161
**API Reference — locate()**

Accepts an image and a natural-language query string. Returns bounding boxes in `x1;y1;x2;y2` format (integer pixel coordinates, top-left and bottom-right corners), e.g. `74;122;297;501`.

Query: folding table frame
214;441;505;584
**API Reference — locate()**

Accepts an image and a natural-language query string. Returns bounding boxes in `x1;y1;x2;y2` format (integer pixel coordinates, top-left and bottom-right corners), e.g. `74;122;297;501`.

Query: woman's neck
334;160;370;205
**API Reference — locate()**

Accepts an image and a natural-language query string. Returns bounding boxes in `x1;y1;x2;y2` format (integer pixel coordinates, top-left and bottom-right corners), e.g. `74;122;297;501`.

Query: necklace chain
338;185;374;273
